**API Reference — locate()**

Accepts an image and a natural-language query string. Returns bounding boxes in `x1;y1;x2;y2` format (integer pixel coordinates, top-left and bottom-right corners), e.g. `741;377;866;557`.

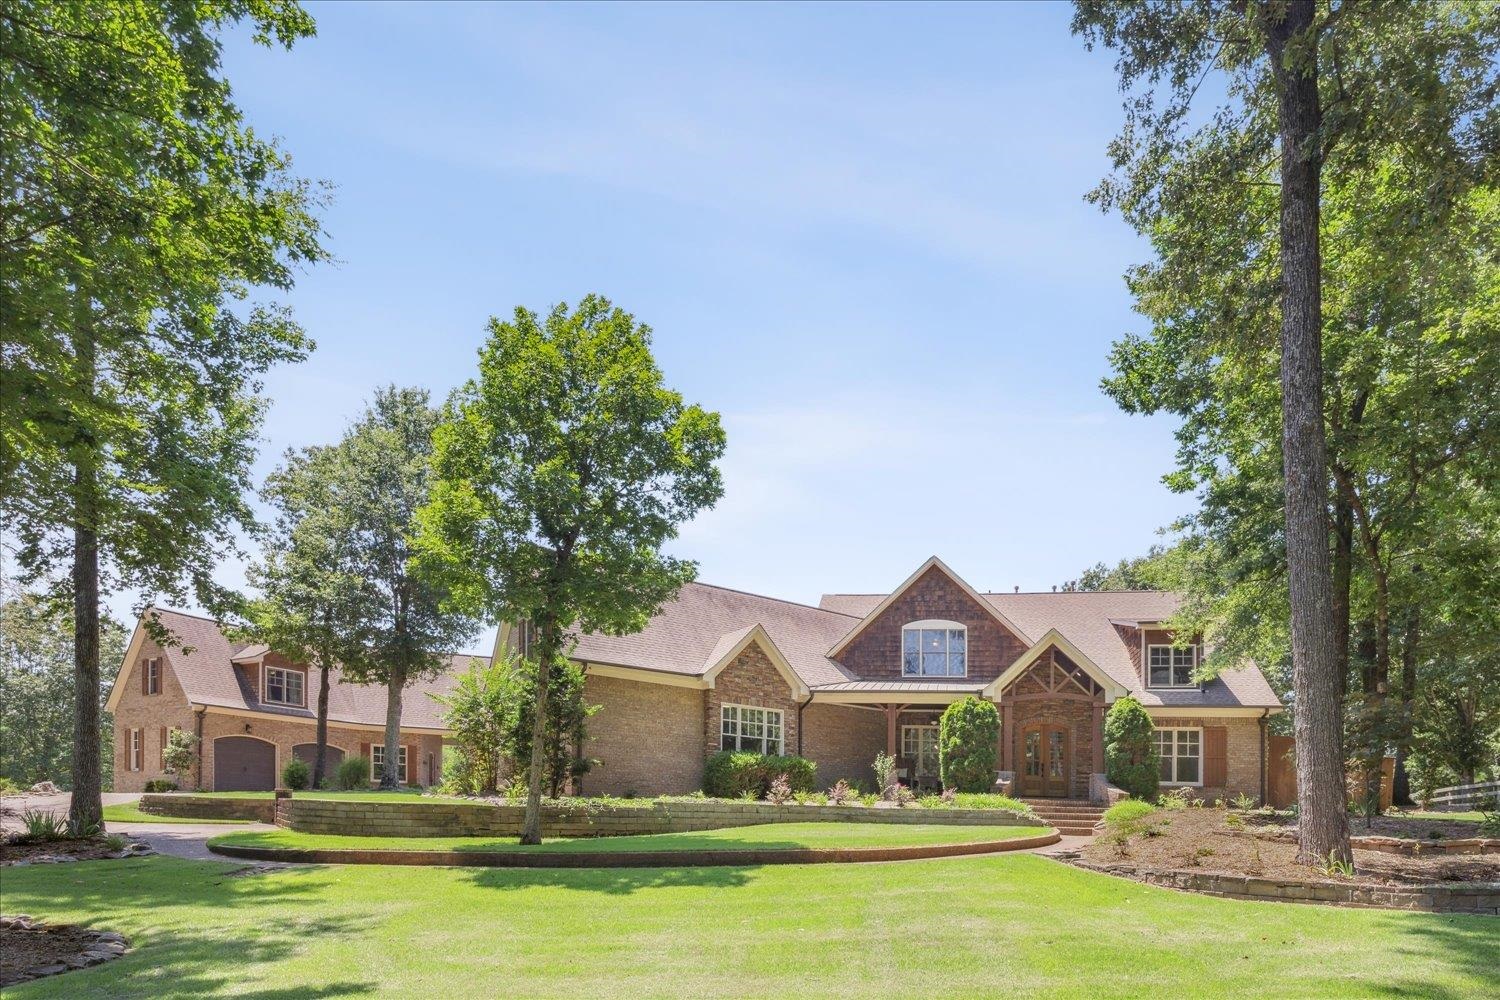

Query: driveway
2;791;277;861
0;791;141;834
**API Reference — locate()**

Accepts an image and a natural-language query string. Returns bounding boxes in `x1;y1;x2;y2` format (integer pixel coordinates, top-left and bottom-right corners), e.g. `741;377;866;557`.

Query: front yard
3;854;1495;998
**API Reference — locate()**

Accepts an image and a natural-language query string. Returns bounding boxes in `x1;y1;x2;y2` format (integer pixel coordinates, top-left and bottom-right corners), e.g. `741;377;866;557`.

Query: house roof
819;589;1279;708
109;607;488;730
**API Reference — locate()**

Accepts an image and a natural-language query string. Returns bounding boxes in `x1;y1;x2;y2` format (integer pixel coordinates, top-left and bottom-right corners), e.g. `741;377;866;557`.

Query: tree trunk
1265;0;1351;866
1331;481;1353;698
312;657;332;789
520;614;556;846
381;665;405;789
69;310;103;834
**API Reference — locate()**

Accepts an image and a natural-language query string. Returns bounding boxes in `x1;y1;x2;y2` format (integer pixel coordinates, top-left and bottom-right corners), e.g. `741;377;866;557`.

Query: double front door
1019;724;1070;798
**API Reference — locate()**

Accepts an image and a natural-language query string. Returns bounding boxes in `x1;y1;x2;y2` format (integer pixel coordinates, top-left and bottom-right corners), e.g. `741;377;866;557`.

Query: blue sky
110;1;1194;647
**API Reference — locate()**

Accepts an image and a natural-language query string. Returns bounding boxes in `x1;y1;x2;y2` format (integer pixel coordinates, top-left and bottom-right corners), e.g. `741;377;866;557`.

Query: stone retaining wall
138;794;275;823
279;798;1044;838
1077;861;1499;915
1240;827;1500;857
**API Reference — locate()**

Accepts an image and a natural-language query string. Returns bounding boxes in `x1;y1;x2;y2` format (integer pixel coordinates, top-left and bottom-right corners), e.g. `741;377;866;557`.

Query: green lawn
102;803;250;825
3;855;1494;998
207;821;1044;854
151;789;435;801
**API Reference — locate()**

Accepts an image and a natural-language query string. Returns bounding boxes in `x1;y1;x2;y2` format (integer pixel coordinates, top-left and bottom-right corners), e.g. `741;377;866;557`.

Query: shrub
334;755;371;791
1104;696;1159;801
1103;799;1157;827
938;697;1000;792
161;729;199;783
143;779;178;793
766;774;793;805
1231;792;1258;810
281;758;310;791
15;808;69;844
827;779;854;805
1158;786;1191;810
872;751;899;801
703;751;816;798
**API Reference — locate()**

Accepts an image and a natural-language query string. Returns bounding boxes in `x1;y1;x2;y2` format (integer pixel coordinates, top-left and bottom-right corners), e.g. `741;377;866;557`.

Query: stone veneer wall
279;797;1045;838
138;793;276;823
581;672;705;797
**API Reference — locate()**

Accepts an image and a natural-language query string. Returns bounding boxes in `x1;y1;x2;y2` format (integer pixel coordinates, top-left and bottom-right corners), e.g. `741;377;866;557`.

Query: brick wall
199;712;443;791
705;641;798;757
1151;714;1264;802
832;566;1028;683
110;638;200;792
580;673;705;797
800;704;886;790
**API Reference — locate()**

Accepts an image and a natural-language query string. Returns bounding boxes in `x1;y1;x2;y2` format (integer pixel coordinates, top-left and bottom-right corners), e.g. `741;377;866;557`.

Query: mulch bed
1082;809;1499;886
1247;810;1489;843
0;915;129;988
1;837;153;866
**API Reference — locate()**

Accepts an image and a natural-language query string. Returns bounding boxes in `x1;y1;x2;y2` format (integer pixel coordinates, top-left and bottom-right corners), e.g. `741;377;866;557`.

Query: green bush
703;751;816;798
1103;799;1157;826
143;779;178;793
281;757;310;791
334;755;371;791
1104;696;1159;801
938;696;1000;792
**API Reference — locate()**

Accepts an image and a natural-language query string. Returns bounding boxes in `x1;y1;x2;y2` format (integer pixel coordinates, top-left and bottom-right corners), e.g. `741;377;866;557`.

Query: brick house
109;556;1281;801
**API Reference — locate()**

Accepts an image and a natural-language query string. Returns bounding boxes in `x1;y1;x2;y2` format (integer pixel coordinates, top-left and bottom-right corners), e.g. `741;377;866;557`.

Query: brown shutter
160;726;168;769
405;744;417;786
360;741;371;782
1204;727;1228;788
141;660;148;695
122;728;130;769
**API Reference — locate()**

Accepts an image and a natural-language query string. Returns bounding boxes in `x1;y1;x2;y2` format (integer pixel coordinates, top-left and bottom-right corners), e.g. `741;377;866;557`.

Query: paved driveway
3;791;275;861
0;791;141;834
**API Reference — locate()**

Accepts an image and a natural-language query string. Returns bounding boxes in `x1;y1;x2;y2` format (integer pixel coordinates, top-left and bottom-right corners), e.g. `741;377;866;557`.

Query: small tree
938;697;1000;792
506;657;598;798
417;295;726;843
1104;696;1159;801
430;656;522;797
161;730;199;788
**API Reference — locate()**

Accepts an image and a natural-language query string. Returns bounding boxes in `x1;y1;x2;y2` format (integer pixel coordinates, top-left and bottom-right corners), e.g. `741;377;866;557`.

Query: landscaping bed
206;821;1058;867
1249;809;1491;843
0;915;129;989
3;837;153;867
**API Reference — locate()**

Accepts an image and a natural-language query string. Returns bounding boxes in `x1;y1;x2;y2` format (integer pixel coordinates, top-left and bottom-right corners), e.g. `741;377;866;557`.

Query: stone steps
1020;798;1105;836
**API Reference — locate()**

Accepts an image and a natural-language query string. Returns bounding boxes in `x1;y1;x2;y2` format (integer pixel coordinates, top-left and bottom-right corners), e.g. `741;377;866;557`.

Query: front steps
1019;798;1105;836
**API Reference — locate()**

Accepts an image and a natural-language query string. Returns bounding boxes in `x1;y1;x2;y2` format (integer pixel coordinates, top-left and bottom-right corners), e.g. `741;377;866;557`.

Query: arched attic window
901;620;967;677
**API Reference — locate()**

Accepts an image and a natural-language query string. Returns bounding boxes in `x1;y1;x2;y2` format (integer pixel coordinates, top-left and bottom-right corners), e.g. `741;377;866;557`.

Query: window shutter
141;660;149;695
405;744;417;786
160;727;168;769
360;742;371;781
1204;727;1228;788
122;728;130;769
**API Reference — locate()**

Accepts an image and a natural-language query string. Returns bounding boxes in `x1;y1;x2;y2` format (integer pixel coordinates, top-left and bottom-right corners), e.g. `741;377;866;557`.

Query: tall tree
1073;0;1500;865
334;387;481;789
0;586;125;790
418;295;726;843
244;444;371;789
1;2;329;830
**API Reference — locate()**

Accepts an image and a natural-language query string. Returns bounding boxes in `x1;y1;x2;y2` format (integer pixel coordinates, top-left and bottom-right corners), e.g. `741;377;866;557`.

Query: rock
33;964;67;976
28;781;60;794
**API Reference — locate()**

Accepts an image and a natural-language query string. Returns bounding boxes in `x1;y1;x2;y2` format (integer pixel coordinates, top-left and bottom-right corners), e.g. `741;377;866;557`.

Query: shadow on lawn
2;857;377;999
1362;912;1500;1000
461;862;756;895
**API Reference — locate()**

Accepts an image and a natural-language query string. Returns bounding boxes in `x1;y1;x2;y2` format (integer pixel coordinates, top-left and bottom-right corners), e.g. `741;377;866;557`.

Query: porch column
1092;703;1105;773
1001;703;1013;770
885;705;899;758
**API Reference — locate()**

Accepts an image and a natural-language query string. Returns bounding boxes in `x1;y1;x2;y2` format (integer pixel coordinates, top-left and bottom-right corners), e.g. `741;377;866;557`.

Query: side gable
829;558;1032;683
702;625;810;700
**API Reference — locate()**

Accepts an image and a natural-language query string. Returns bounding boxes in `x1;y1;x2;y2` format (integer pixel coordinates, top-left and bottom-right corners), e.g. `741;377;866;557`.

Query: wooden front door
1019;724;1070;798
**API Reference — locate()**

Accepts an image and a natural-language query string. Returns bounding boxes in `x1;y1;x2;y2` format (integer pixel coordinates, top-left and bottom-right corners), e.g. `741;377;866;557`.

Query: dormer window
902;620;967;677
1147;644;1198;688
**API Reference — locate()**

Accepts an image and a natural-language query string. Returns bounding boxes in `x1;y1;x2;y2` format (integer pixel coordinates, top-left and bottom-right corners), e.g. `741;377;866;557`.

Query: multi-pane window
1154;728;1201;785
1147;645;1197;687
720;705;784;755
901;622;967;677
901;725;939;777
370;745;408;783
144;658;161;695
264;665;305;707
129;728;143;771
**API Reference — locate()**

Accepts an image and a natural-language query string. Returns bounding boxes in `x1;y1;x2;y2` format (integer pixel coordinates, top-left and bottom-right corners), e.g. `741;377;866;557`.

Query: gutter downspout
796;692;814;757
1258;708;1270;806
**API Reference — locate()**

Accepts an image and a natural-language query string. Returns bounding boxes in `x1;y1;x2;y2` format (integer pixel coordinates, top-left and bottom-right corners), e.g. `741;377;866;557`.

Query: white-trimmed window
1154;728;1202;785
128;728;143;772
264;665;306;707
720;704;784;755
143;657;162;695
1147;644;1197;688
901;620;967;677
371;745;408;783
901;725;939;778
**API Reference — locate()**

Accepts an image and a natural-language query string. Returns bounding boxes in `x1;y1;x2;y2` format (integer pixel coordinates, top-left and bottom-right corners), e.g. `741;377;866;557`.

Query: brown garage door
291;742;344;770
213;736;276;791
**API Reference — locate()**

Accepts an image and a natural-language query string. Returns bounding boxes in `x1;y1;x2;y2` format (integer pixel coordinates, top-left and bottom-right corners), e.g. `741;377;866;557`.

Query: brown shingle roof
127;608;487;730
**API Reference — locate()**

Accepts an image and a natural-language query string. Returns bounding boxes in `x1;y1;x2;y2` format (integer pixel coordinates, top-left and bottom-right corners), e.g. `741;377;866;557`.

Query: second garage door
213;736;276;791
291;742;344;770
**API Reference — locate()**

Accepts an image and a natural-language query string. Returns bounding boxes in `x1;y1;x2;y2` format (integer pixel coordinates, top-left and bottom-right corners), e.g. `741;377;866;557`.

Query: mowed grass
207;821;1044;854
3;855;1495;999
102;803;250;825
155;789;434;801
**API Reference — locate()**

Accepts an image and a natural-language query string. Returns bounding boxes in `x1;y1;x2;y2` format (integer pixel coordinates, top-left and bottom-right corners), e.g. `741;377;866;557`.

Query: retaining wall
138;794;275;823
278;798;1044;838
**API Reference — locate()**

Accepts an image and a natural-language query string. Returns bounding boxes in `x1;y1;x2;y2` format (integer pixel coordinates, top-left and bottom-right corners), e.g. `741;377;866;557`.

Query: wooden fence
1266;735;1393;810
1427;780;1500;811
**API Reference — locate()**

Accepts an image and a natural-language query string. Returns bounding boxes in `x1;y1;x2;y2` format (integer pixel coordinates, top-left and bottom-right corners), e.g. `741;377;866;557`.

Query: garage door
213;736;276;791
291;742;344;769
